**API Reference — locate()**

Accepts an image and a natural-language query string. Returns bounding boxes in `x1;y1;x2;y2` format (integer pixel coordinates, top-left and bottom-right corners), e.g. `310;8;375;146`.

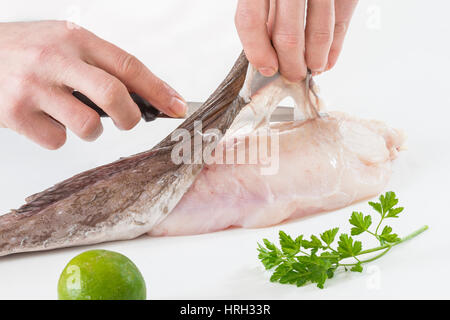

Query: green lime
57;249;146;300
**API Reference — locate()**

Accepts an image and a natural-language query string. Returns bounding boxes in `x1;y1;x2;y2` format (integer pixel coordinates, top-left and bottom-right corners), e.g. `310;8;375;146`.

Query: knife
73;91;298;123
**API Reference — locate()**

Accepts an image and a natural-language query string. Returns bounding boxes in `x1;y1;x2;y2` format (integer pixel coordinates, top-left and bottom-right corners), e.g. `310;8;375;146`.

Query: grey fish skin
0;52;249;257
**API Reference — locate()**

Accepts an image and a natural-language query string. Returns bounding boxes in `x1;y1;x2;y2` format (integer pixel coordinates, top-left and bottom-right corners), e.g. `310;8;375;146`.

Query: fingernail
259;67;277;77
170;97;187;117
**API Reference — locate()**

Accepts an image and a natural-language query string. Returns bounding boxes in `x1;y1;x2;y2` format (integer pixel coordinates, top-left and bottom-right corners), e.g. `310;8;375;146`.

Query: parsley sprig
257;191;428;289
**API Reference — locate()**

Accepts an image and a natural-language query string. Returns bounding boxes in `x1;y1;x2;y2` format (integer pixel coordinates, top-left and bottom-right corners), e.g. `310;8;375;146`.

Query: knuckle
98;78;126;107
57;20;73;36
60;19;74;29
28;44;64;65
149;79;166;96
147;79;172;105
78;112;101;139
334;22;348;36
5;102;25;123
5;82;33;122
272;33;302;49
28;44;55;63
235;9;261;31
26;21;83;64
56;20;82;39
45;21;89;47
116;53;142;77
281;66;307;82
308;30;333;45
12;75;35;100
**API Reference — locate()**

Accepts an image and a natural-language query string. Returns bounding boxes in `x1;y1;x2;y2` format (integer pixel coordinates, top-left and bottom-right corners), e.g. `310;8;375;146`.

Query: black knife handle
72;91;161;122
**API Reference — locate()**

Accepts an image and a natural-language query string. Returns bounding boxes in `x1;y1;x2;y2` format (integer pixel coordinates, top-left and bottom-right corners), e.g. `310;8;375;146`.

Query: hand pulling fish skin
0;52;249;257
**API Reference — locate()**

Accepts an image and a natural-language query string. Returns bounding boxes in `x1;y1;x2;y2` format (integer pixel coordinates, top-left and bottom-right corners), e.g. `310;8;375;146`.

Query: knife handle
72;91;161;122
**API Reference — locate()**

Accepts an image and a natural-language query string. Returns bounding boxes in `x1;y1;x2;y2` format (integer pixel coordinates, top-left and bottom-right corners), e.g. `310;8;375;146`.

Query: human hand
0;21;187;149
235;0;358;81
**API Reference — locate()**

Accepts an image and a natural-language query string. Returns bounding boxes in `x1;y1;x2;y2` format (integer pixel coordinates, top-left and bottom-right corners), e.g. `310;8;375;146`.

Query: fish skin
149;112;406;236
0;51;406;257
0;52;249;257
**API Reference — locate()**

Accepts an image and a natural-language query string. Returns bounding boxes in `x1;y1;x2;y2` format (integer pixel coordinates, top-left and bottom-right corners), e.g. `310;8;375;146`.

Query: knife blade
174;101;299;122
73;91;299;123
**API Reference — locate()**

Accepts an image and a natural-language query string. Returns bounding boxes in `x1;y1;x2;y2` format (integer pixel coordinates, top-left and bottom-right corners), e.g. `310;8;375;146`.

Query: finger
81;32;187;117
326;0;358;70
4;105;67;150
267;0;277;36
39;87;103;141
272;0;307;81
58;61;141;131
235;0;278;76
29;113;67;150
305;0;335;72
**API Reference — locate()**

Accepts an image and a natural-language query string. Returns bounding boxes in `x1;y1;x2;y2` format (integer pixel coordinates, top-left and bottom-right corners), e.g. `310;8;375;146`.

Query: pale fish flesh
0;52;405;256
150;112;405;236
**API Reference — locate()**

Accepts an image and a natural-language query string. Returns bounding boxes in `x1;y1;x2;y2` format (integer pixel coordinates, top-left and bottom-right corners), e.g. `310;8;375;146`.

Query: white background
0;0;449;299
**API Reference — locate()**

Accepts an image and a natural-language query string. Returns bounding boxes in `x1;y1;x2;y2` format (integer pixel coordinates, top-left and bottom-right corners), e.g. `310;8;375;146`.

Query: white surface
0;0;449;299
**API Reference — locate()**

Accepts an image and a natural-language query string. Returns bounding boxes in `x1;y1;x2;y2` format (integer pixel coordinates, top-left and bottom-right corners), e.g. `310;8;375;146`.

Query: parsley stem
345;225;429;264
398;225;429;241
339;247;391;267
366;230;377;237
361;225;427;255
360;246;391;264
300;250;311;256
325;245;339;254
374;217;384;236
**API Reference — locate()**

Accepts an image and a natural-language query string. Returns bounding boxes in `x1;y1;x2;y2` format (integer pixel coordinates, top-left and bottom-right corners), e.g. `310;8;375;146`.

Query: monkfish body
0;52;405;257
